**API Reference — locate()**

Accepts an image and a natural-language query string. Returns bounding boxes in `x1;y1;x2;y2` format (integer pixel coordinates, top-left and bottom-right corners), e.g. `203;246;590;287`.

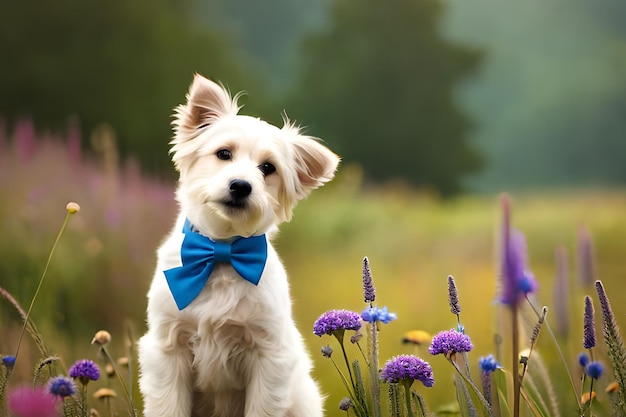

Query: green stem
587;379;595;417
100;346;137;416
512;305;521;417
403;382;415;417
369;323;380;417
81;384;88;417
526;296;582;412
337;336;355;390
15;211;72;360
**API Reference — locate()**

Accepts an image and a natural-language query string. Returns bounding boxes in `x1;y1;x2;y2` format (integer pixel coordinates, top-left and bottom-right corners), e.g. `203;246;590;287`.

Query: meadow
1;120;625;416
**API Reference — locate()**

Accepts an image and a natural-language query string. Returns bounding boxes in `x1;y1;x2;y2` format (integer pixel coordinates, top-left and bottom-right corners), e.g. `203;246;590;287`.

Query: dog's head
170;74;340;239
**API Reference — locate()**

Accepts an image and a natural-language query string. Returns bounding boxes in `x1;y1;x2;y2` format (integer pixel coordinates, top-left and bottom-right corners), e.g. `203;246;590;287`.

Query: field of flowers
1;119;625;416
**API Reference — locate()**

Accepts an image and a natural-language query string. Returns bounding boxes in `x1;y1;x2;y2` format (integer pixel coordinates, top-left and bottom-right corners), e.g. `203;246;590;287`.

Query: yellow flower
93;388;117;400
401;330;432;346
606;381;619;393
581;391;596;404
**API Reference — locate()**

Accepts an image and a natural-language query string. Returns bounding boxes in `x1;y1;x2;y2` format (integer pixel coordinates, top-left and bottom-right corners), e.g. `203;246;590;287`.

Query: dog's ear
277;130;339;223
170;74;242;171
291;135;340;198
172;74;241;140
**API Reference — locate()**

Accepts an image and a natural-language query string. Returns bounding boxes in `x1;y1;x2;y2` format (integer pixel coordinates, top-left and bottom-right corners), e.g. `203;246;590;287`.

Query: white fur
138;74;339;417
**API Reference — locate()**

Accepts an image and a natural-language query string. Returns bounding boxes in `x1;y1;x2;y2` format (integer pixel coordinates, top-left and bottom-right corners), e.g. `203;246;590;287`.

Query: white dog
138;74;339;417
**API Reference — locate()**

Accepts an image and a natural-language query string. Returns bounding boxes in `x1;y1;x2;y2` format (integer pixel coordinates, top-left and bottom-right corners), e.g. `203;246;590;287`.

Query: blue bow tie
164;219;268;310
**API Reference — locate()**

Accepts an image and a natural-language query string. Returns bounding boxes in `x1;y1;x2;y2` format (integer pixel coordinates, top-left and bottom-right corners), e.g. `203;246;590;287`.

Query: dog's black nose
229;179;252;199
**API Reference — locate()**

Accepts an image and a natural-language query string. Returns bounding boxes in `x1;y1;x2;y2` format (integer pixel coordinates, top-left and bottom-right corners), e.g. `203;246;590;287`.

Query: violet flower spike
499;226;538;307
448;275;461;315
362;256;376;304
583;295;596;350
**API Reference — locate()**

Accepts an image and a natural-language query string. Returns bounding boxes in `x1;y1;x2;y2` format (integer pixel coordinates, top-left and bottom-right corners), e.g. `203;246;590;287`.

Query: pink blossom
7;386;58;417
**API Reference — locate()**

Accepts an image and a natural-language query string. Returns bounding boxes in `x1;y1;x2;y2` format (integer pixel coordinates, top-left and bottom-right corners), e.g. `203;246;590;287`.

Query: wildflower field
1;120;625;416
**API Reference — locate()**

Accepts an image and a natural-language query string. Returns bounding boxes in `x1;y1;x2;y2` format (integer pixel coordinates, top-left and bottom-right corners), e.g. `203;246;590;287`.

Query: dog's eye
216;149;232;161
258;162;276;177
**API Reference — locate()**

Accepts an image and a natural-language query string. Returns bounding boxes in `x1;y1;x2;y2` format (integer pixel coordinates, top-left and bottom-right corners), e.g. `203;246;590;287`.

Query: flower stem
369;323;380;417
587;379;595;417
336;335;355;390
100;346;137;416
403;382;415;417
15;210;72;362
512;305;521;417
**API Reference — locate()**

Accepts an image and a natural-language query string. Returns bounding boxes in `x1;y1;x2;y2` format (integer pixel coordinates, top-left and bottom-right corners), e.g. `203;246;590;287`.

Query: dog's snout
229;179;252;199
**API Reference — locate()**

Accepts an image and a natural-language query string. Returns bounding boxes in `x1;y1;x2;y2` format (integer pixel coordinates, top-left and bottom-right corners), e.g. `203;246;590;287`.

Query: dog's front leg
245;354;292;417
138;331;194;417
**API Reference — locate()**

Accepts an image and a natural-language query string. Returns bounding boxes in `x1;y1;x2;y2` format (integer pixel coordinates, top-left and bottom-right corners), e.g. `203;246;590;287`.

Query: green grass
278;185;626;414
2;127;626;414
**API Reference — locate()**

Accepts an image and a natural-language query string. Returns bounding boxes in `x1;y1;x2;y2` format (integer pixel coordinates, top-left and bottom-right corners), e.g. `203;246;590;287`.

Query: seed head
65;201;81;214
91;330;111;346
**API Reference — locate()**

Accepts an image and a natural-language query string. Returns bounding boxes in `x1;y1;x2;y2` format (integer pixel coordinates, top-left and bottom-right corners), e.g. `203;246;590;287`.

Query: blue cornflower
586;361;604;380
361;306;397;324
380;354;434;387
47;376;77;398
478;354;499;406
578;352;590;368
2;355;16;370
429;328;474;357
499;196;539;307
69;359;100;385
313;310;362;337
479;354;499;374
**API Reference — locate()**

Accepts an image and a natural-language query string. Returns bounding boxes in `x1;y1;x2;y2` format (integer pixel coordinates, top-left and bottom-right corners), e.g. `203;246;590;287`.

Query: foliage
287;0;484;195
2;116;626;415
0;118;177;338
443;0;626;190
313;203;626;417
0;0;258;173
1;205;138;417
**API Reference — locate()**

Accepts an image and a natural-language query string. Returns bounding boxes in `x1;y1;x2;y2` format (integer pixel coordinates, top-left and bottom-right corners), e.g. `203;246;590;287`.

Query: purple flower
583;295;596;349
478;354;499;374
577;226;595;287
313;310;362;337
7;386;58;417
585;361;604;380
499;195;538;307
380;354;434;387
361;306;397;324
339;397;353;411
69;359;100;385
362;257;376;303
47;376;77;398
429;329;474;356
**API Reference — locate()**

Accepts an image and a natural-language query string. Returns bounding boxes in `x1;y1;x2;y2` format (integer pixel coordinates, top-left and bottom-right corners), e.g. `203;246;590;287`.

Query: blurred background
1;0;625;414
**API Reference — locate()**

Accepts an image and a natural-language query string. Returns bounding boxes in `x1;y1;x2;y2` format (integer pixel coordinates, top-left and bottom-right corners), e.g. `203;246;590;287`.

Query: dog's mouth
222;198;248;210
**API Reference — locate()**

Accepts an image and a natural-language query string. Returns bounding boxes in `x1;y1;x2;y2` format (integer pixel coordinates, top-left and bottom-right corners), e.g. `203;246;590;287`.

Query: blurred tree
197;0;330;92
444;0;626;191
287;0;484;195
0;0;261;173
